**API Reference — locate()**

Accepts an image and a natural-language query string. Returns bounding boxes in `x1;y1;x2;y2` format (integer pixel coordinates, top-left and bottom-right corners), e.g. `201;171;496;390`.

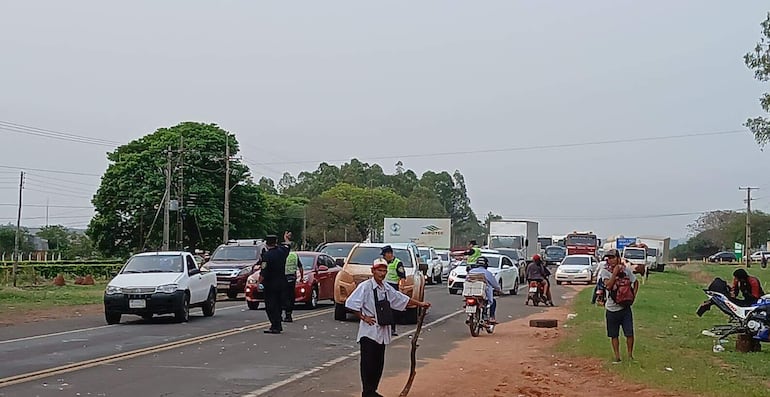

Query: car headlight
155;284;178;294
246;277;258;285
238;267;253;276
582;268;590;274
105;285;123;295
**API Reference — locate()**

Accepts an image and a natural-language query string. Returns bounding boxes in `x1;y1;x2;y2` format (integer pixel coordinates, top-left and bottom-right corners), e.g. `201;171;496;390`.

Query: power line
24;187;93;199
0;203;93;208
257;129;747;166
0;164;101;177
25;172;100;188
0;120;121;147
497;208;745;221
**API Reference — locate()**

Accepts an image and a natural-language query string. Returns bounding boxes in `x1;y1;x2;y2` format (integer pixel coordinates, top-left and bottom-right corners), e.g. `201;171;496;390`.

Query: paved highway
0;281;573;397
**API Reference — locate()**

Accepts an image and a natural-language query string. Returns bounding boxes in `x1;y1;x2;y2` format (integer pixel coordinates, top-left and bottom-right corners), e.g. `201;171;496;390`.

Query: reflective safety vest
468;247;482;264
386;258;403;284
285;252;299;275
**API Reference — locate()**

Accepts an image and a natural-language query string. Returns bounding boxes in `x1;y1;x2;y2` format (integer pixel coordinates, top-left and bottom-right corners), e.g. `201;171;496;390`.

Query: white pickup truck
103;251;218;324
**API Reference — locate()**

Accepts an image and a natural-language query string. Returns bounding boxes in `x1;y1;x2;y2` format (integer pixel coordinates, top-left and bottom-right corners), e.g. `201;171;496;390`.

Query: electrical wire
0;120;121;147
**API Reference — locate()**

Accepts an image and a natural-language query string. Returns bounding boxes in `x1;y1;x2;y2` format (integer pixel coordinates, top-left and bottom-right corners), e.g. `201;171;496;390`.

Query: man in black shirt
258;231;291;334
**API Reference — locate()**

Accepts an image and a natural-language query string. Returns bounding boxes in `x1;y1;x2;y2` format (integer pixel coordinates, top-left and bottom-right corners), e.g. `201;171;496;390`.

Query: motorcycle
525;280;548;306
697;278;770;343
462;277;494;337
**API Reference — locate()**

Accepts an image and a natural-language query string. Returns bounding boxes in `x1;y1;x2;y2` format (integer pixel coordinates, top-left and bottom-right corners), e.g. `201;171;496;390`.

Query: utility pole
223;133;230;243
12;171;24;287
163;146;172;251
740;187;758;265
302;205;307;250
178;135;184;251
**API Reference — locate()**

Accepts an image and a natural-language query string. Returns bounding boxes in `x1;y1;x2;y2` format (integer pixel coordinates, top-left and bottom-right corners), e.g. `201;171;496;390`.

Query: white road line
0;303;246;346
241;309;465;397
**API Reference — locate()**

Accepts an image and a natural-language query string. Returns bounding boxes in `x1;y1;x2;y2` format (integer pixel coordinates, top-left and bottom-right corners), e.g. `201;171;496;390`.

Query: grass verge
556;263;770;397
0;282;107;314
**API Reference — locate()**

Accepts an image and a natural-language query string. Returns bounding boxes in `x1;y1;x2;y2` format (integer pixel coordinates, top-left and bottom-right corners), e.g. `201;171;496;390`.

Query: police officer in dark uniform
258;231;291;334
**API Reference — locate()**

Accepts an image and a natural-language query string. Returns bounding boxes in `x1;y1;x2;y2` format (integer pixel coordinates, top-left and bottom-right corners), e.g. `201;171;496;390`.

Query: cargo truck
487;220;539;261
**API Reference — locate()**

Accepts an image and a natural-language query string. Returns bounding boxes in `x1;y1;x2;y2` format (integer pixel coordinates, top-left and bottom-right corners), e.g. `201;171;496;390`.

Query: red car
245;251;341;310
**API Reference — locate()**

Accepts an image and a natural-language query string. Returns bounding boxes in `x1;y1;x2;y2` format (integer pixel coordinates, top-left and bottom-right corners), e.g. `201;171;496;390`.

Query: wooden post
736;334;761;352
399;307;427;397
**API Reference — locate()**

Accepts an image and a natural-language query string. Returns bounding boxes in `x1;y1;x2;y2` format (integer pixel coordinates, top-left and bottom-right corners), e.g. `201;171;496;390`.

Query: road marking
241;309;465;397
243;283;529;396
0;308;333;388
0;303;246;346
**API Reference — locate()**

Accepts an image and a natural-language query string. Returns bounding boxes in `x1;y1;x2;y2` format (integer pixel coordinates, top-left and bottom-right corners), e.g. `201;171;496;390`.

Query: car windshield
480;256;502;268
299;254;316;270
122;255;183;273
646;248;658;256
566;235;597;246
624;249;646;260
438;253;449;261
211;246;259;261
320;244;355;258
561;256;590;266
347;247;414;267
545;247;566;257
418;248;430;258
538;238;552;248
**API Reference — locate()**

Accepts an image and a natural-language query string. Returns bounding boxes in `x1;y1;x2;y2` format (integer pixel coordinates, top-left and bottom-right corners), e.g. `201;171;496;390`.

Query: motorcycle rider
467;256;501;324
731;268;764;306
526;254;553;306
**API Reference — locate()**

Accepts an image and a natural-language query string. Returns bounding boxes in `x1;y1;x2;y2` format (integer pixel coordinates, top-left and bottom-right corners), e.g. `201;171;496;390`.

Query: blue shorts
605;307;634;338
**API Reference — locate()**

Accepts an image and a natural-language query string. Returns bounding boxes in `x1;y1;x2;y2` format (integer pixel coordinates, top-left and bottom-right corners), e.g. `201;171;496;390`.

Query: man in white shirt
345;258;431;397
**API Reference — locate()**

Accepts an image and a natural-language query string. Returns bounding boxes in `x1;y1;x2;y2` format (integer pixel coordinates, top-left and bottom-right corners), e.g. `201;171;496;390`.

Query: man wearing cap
382;245;406;336
345;258;431;397
598;248;638;363
257;231;292;334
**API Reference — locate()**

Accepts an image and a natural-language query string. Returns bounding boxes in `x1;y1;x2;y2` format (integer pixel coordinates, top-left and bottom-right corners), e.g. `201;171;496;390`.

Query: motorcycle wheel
469;310;481;337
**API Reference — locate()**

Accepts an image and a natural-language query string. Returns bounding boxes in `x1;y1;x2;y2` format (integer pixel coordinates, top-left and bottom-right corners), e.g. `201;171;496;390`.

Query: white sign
384;218;451;249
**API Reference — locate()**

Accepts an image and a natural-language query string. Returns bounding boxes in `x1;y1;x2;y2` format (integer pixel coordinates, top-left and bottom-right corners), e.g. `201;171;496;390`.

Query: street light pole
223;134;230;243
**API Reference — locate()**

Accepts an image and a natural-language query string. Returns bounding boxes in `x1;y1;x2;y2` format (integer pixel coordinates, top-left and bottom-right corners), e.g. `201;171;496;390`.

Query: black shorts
605;307;634;338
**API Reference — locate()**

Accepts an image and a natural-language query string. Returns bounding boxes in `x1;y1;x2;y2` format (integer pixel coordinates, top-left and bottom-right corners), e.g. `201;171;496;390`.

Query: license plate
217;282;229;288
465;305;477;313
529;287;538;293
129;299;146;309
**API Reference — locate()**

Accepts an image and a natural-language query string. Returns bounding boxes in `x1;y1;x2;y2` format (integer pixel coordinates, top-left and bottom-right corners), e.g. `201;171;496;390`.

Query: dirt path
0;304;103;327
375;289;694;397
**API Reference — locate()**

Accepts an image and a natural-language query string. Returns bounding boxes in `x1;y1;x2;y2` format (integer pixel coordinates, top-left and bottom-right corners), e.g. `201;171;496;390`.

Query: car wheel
175;294;190;323
334;302;348;321
247;300;260;310
105;311;121;325
556;280;562;285
434;272;442;285
202;288;216;317
226;290;238;300
511;277;519;295
306;287;319;309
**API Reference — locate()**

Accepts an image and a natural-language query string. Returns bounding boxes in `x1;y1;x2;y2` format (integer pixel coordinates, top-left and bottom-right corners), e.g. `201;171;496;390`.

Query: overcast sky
1;1;768;241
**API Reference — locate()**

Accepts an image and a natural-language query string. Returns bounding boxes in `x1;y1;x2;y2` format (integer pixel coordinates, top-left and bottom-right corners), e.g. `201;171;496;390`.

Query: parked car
750;251;770;262
245;251;341;310
316;242;357;266
554;254;598;285
333;242;426;324
447;253;519;295
103;251;217;324
418;246;443;285
708;251;737;263
201;239;266;299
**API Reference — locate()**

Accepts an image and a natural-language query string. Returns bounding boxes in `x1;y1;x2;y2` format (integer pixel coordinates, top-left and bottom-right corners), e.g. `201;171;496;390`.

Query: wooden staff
399;307;427;397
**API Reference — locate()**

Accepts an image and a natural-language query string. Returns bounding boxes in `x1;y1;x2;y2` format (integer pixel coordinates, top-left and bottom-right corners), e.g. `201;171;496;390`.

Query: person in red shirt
731;268;765;306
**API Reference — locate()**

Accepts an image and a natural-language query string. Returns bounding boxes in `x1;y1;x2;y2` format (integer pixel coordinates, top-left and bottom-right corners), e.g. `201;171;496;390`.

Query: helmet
476;256;489;267
532;254;541;262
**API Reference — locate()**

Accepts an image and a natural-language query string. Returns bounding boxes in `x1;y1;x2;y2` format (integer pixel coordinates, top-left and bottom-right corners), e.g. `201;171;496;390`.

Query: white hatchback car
554;254;598;285
447;253;520;295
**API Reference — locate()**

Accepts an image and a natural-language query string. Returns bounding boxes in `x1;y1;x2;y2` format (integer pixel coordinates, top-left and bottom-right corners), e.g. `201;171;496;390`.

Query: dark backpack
609;269;635;307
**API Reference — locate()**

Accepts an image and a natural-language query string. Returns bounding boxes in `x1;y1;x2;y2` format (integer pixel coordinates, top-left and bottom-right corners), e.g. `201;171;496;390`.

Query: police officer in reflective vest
463;240;482;265
382;245;405;336
282;248;303;322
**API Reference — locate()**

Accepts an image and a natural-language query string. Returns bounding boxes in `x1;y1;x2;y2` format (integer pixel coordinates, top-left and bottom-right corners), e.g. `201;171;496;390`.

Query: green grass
556;263;770;397
0;282;107;313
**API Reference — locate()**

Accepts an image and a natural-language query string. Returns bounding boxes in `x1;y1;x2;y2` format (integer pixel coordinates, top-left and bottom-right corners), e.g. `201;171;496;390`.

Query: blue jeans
489;298;497;318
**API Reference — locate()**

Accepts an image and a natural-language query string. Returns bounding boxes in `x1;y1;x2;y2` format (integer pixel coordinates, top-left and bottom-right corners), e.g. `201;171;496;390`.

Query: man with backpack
599;249;639;364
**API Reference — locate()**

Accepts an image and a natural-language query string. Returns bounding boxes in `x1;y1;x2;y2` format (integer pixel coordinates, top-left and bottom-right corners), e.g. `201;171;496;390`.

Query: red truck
565;232;598;257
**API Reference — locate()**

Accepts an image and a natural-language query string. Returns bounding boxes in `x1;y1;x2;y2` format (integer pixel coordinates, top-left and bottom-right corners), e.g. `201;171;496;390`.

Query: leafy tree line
671;210;770;259
87;122;486;258
0;224;95;260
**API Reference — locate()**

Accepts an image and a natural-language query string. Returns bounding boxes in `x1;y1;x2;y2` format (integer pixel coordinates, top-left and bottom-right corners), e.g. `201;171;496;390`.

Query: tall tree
88;122;269;257
258;177;278;195
277;172;297;194
405;186;449;218
744;12;770;148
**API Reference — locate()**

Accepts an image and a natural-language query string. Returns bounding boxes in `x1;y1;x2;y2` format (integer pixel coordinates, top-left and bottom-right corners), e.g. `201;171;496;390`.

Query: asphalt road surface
0;280;576;397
